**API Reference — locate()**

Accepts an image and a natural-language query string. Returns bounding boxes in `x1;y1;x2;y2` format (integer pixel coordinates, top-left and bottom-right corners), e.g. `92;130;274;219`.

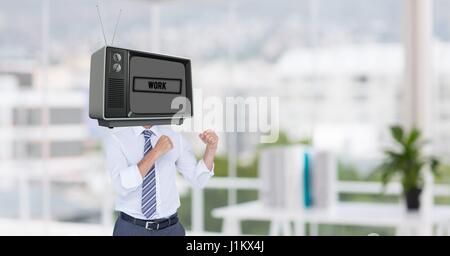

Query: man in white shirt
104;125;218;236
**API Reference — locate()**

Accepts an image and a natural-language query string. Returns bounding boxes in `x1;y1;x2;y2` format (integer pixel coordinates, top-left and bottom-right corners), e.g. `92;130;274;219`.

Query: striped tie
141;130;157;219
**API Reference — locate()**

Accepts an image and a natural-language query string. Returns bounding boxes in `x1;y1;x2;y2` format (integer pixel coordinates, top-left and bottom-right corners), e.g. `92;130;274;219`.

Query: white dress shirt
104;125;214;220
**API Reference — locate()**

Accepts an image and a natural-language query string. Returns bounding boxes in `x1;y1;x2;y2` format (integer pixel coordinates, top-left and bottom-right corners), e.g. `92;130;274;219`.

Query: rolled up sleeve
176;135;214;189
104;134;143;195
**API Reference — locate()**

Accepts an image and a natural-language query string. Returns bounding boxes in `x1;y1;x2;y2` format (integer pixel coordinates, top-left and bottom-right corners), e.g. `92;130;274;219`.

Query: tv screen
129;54;190;116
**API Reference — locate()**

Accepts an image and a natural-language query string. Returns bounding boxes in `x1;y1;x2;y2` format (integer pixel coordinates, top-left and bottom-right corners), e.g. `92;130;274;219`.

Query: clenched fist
199;130;219;151
153;135;173;157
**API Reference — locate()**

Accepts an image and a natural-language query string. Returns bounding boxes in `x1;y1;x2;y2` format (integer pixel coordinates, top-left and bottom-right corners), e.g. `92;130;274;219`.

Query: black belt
120;212;178;231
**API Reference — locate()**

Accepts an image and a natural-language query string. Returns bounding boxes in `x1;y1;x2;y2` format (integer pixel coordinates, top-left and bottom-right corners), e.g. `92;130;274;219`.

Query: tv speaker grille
107;78;124;108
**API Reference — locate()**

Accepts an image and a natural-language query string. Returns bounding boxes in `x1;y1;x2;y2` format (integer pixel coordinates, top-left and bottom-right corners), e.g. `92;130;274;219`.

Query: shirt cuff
120;165;143;189
198;159;215;176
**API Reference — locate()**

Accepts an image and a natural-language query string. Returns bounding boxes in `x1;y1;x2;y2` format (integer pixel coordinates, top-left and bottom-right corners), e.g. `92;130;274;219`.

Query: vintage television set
89;46;193;128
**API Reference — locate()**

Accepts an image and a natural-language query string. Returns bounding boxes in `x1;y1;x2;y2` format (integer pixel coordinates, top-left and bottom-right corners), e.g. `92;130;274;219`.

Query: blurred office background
1;0;450;235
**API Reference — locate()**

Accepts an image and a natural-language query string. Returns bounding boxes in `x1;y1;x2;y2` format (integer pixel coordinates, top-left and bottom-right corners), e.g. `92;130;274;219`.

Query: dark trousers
113;214;186;236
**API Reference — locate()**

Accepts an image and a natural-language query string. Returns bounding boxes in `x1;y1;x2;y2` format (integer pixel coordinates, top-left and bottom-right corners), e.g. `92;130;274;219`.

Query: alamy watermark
170;89;280;143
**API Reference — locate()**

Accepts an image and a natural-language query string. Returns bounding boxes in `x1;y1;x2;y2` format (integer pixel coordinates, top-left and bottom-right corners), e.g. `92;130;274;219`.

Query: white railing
0;152;114;235
2;168;450;235
338;181;450;197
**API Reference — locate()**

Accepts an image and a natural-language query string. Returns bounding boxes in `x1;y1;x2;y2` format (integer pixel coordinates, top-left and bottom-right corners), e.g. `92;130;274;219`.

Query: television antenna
111;9;122;46
96;2;123;46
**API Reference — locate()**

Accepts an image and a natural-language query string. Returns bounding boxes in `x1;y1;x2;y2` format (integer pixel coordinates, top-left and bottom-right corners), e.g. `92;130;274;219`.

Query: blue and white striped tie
141;130;157;219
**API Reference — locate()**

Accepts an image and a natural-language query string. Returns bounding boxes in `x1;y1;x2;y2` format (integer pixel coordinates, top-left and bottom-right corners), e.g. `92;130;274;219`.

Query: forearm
203;146;216;171
137;150;159;177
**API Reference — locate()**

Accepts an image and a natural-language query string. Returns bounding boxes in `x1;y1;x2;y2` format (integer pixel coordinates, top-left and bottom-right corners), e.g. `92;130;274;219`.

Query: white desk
212;201;450;236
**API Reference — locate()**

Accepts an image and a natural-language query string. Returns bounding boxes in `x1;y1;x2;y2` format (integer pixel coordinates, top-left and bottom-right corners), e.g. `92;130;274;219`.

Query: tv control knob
112;53;122;62
112;63;122;72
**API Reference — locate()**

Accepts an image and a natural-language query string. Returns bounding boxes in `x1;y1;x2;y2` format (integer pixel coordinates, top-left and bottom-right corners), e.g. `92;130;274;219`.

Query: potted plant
377;125;440;211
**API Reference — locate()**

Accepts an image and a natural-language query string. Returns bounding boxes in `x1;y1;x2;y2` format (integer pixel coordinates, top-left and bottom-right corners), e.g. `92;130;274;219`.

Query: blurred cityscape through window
0;0;450;235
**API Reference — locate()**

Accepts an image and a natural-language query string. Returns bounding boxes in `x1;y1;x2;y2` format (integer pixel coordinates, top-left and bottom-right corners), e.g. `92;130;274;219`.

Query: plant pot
405;187;422;211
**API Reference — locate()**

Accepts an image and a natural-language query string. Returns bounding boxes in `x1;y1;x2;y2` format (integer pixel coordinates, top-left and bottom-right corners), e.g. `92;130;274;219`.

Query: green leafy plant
378;125;440;209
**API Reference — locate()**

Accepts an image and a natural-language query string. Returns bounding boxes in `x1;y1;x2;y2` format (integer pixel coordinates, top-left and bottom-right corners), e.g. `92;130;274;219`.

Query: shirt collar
132;126;160;137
